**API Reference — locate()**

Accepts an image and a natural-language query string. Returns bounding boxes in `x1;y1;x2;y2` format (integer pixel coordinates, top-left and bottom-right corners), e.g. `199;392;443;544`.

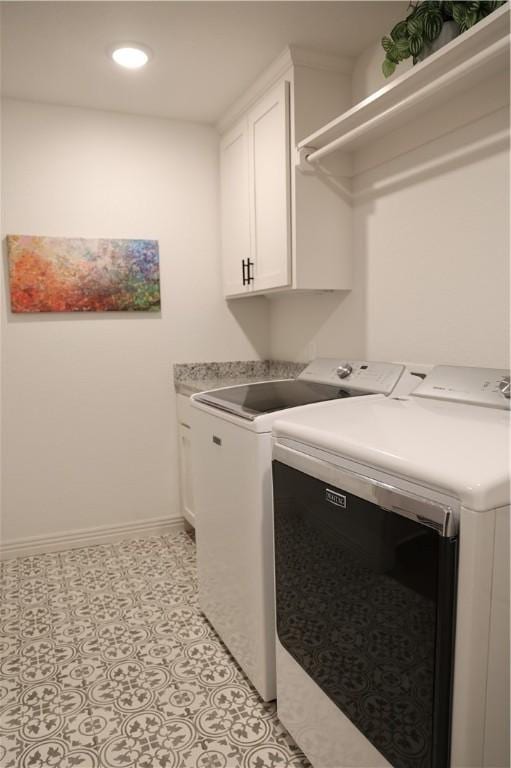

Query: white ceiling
1;1;406;124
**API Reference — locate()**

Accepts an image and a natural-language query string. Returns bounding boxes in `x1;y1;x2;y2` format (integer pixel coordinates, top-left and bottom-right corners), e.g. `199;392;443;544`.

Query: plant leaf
381;35;395;53
407;14;424;34
424;10;443;40
442;2;454;19
382;57;397;77
478;1;492;15
454;5;478;30
467;9;480;26
391;20;409;40
481;0;505;15
427;10;441;34
452;2;468;27
413;3;431;18
409;34;424;56
383;39;402;63
395;38;411;57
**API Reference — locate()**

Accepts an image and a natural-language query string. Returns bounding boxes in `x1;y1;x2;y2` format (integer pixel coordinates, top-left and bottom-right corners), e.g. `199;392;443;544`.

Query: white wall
270;43;510;368
1;99;269;549
351;37;412;104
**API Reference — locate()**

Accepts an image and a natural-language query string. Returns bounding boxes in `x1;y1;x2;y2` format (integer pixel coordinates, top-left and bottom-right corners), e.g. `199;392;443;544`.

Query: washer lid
272;395;510;511
193;379;364;421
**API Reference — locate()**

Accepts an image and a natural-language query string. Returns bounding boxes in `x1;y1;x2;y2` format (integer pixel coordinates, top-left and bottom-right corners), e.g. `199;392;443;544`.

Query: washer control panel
412;365;511;409
298;359;404;395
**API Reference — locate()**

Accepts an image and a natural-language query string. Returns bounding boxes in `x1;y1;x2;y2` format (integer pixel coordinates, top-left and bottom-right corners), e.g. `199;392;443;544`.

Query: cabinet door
220;118;251;297
248;80;291;292
178;423;195;527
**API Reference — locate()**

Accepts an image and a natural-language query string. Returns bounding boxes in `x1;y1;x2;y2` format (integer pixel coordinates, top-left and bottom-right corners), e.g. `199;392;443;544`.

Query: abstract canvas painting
7;235;161;312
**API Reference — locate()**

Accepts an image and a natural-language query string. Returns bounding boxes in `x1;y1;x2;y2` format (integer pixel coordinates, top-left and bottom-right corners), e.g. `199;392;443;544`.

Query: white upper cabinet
218;46;353;298
220;119;251;296
248;80;291;293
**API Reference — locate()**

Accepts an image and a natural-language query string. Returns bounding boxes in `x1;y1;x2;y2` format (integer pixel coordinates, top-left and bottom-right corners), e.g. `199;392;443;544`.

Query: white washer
272;365;510;768
190;358;416;701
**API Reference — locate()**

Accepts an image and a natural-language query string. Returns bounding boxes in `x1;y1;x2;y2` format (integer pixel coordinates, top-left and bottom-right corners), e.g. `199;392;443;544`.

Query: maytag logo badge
326;488;346;508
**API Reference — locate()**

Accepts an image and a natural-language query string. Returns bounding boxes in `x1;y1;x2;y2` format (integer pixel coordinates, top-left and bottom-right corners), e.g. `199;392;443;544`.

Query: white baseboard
0;515;185;561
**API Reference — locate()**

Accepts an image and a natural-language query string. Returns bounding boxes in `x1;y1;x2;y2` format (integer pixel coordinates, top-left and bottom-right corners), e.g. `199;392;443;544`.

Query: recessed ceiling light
111;44;151;69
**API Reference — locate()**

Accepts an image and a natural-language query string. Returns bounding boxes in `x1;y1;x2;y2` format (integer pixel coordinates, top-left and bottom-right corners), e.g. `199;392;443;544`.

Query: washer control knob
336;363;353;379
498;376;510;399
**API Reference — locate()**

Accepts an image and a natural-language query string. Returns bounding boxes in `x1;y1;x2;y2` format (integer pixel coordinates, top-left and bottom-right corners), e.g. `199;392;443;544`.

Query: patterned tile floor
0;531;310;768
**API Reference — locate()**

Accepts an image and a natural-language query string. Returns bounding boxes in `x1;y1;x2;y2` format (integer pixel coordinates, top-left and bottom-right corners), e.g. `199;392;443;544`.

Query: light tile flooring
0;532;310;768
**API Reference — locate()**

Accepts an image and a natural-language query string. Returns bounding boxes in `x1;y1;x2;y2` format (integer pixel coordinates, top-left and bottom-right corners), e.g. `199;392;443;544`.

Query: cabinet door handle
247;259;255;284
242;259;247;286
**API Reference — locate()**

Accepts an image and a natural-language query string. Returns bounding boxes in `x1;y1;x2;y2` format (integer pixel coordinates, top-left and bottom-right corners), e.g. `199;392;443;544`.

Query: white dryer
190;358;417;701
272;365;510;768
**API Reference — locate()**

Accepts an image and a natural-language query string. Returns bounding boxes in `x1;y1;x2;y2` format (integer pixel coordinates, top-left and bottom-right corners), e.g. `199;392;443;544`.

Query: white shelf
298;5;510;168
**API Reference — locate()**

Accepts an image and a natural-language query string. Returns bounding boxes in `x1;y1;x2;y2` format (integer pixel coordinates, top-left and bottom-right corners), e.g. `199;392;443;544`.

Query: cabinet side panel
191;409;276;700
292;67;353;291
178;423;194;526
294;168;352;290
176;393;193;426
451;507;495;767
483;505;510;767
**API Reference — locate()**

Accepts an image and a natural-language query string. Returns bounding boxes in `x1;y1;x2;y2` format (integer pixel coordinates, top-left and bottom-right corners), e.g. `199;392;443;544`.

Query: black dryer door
273;459;457;768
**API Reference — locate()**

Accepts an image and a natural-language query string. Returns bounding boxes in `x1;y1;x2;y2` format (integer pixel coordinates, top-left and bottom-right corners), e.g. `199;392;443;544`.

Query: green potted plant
382;1;507;77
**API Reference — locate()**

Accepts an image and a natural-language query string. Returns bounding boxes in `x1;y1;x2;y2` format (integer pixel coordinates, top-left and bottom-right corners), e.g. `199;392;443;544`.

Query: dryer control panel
298;358;404;396
412;365;511;409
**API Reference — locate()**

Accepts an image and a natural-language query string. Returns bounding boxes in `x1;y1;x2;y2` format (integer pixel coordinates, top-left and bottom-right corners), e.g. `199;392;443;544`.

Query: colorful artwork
7;235;160;312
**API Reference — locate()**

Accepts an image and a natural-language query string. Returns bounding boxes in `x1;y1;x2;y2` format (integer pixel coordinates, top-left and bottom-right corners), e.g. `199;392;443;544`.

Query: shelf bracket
297;146;317;173
297;145;353;178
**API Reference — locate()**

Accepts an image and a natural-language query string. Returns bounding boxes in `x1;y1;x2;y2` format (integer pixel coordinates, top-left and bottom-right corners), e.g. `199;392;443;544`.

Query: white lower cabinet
219;47;353;298
176;394;195;527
